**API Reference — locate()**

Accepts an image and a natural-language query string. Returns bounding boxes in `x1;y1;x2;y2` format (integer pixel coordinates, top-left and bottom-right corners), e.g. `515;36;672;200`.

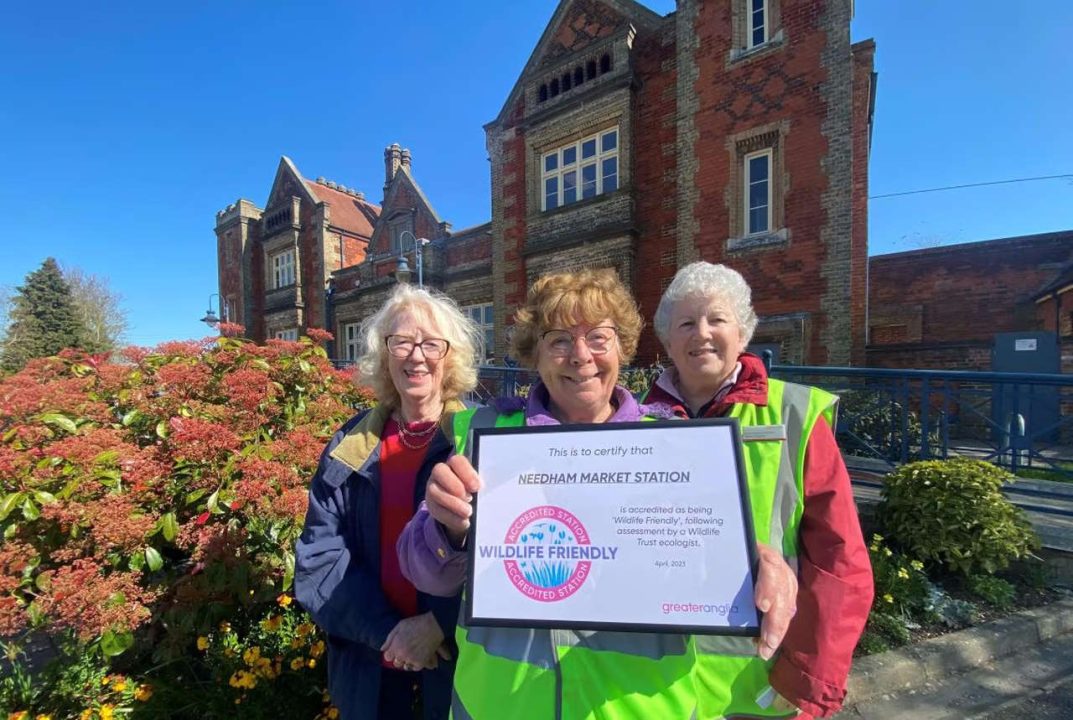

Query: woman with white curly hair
644;261;874;719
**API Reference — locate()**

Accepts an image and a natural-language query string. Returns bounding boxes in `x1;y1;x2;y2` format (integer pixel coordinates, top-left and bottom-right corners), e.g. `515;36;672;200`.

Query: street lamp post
200;293;223;327
394;230;430;288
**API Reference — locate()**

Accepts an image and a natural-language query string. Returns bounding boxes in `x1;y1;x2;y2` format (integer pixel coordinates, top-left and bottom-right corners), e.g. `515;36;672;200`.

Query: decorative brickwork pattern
547;0;623;59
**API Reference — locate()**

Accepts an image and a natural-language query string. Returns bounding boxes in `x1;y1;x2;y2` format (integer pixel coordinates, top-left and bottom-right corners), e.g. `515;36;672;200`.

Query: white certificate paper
465;419;760;635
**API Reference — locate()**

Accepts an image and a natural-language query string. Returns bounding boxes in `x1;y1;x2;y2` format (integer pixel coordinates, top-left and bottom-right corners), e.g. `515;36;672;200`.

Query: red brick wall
866;343;991;371
689;0;839;364
250;239;265;342
299;202;320;332
216;228;243;328
500;100;529;319
373;185;443;255
341;234;365;269
850;40;875;365
445;233;492;265
632;25;678;364
868;232;1073;369
1035;289;1073;373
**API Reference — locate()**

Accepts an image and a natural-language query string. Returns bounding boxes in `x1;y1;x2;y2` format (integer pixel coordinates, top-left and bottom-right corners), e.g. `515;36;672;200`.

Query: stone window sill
726;228;789;252
537;188;626;219
728;29;786;65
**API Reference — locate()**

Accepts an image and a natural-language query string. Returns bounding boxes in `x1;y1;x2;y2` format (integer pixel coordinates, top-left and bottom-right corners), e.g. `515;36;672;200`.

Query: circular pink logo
503;505;591;602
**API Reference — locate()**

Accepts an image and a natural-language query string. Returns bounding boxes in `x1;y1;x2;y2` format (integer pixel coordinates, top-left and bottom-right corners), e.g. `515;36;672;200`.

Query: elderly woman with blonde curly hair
295;283;481;720
395;268;798;720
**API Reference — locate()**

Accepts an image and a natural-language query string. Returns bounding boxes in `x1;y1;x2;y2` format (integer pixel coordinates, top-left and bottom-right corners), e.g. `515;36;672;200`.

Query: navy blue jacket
294;405;461;720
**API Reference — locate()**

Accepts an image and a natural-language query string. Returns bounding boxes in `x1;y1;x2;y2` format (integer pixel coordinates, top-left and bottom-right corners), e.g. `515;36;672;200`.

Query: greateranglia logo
478;505;618;602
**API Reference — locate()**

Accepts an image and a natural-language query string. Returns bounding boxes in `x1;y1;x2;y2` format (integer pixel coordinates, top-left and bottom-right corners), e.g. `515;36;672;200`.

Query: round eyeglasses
540;326;618;357
385;335;451;359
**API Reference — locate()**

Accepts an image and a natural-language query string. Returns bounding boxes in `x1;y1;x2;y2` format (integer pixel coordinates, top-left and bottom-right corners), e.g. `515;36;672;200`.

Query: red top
644;354;874;718
378;418;432;668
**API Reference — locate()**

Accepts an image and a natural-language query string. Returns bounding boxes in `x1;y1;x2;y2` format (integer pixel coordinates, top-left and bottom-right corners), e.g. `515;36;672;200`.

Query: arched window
586;60;597;80
539;84;548;103
600;53;612;74
562;72;571;91
550;78;560;97
574;67;584;86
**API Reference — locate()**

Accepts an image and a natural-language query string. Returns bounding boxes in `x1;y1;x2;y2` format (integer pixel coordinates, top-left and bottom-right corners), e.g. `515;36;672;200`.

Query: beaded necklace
394;410;440;451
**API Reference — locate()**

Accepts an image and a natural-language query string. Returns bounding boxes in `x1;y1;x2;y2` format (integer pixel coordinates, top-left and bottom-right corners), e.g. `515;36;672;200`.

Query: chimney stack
384;143;403;188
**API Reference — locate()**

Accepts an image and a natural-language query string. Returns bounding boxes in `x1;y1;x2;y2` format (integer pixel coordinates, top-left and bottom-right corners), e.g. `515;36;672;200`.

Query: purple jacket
397;382;653;596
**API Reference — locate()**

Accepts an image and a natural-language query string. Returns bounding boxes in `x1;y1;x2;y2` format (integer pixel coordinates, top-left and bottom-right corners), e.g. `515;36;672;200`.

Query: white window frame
541;127;619;212
462;303;495;362
748;0;768;48
343;322;361;362
744;148;773;236
223;296;236;324
271;249;296;289
274;328;299;341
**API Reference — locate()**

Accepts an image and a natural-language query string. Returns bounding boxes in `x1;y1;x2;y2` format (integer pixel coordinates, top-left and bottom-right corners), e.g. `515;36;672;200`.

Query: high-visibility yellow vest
691;379;836;719
448;407;697;720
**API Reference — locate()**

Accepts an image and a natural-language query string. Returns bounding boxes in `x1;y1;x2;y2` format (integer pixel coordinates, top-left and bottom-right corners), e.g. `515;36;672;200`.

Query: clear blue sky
1;1;1070;347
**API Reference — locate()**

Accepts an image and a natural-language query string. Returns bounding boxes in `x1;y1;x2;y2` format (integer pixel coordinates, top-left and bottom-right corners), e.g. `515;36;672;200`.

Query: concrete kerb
845;598;1073;706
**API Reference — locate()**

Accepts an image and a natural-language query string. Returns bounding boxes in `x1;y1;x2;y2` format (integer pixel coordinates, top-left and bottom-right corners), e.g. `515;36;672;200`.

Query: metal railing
767;364;1073;482
466;361;1073;481
469;365;540;403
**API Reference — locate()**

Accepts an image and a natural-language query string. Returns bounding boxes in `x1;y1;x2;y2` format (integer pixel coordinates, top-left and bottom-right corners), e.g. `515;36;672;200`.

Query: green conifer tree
1;258;88;372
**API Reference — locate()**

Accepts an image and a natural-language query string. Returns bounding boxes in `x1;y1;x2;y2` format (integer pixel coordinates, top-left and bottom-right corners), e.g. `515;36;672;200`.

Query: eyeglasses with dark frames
385;335;451;359
540;326;618;357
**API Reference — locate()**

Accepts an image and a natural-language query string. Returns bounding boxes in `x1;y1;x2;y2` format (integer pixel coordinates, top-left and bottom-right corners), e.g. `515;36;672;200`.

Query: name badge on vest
742;424;787;442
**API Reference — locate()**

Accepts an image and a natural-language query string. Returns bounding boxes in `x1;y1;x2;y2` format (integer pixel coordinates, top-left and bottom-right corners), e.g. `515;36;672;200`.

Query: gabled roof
307;179;380;238
1034;261;1073;302
382;166;442;224
265;156;380;239
486;0;665;129
266;156;320;209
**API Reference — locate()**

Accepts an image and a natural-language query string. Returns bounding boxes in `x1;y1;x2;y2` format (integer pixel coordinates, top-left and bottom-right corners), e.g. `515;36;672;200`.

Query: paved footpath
836;631;1073;719
834;599;1073;719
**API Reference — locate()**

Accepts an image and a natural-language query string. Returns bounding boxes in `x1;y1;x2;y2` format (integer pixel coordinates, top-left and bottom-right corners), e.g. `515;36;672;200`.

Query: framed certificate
464;419;760;636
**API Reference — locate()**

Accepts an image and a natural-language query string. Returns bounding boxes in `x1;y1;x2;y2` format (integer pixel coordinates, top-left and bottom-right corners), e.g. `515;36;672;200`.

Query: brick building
214;157;380;342
868;230;1073;372
215;0;877;366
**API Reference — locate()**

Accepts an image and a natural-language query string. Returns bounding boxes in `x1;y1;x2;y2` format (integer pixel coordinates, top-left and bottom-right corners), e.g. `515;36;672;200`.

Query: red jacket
643;353;874;718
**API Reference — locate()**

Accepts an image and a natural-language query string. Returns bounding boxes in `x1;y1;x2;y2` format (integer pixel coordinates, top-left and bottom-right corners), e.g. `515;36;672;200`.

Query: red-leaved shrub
0;332;373;717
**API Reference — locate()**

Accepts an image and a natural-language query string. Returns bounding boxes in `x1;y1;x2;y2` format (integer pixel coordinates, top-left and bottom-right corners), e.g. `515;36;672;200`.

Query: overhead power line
869;173;1073;200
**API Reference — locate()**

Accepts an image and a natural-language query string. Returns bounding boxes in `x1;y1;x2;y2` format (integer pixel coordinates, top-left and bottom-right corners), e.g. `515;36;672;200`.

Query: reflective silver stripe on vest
572;629;690;658
451;688;475;720
462;406;502;458
700;384;814;658
694;634;756;656
768;382;811;568
461;622;558;667
460;623;689;664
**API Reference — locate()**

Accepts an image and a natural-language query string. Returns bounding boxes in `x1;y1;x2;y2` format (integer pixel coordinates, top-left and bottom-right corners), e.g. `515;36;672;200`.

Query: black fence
464;362;1073;482
769;364;1073;482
